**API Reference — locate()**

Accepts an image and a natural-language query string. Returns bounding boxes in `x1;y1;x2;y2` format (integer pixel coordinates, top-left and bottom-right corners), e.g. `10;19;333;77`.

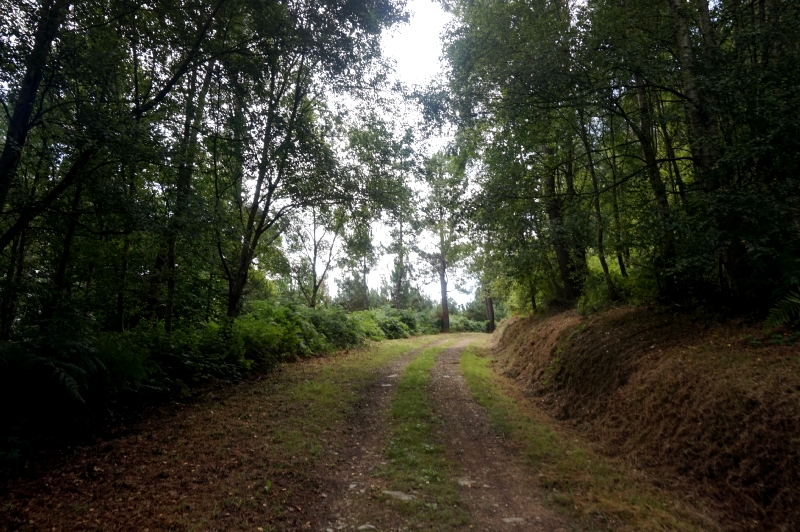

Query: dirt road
0;334;570;531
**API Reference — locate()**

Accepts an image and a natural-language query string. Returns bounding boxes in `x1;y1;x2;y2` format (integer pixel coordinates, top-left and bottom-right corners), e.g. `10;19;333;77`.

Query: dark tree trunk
485;296;495;332
165;65;213;333
634;79;678;298
1;230;26;339
41;181;83;325
543;148;580;300
668;0;722;190
395;219;403;310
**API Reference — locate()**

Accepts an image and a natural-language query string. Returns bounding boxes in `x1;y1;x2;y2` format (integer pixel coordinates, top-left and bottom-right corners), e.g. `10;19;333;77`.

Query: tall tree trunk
439;253;449;332
634;78;677;297
668;0;721;190
607;116;629;277
1;230;26;339
226;59;307;318
165;64;214;332
579;111;618;300
543;147;580;299
528;277;538;312
485;296;495;332
656;96;687;204
42;181;83;325
395;219;403;310
116;236;129;332
0;0;70;212
362;259;369;310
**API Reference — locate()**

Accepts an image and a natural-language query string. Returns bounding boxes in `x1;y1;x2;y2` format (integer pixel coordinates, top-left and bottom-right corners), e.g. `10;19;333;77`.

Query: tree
417;153;471;332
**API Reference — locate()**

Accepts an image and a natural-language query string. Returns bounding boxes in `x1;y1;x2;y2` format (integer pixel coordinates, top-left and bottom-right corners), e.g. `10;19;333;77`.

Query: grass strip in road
379;339;470;530
459;344;716;532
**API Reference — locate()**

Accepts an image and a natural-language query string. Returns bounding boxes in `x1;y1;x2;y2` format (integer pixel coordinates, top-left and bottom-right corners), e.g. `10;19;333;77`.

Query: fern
764;289;800;334
49;362;88;404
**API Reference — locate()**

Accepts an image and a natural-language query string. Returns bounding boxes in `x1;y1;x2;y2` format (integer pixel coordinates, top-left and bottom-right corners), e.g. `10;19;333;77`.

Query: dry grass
491;307;800;532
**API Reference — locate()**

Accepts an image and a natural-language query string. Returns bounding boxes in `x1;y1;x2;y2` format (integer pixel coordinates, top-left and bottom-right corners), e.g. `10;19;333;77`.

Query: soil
428;339;569;532
493;307;800;532
307;337;445;531
0;334;574;532
311;335;569;532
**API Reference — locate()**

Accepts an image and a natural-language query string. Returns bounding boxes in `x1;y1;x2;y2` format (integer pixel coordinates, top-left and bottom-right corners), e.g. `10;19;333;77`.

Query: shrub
449;315;487;332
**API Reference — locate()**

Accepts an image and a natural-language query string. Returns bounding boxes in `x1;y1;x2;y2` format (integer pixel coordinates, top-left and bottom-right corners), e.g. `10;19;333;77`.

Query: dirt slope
491;307;800;532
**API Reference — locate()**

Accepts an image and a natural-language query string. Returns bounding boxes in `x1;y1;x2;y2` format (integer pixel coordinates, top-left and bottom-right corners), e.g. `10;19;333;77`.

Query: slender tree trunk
0;0;70;212
1;230;26;339
633;78;678;297
116;236;129;332
668;0;721;190
227;60;307;318
83;260;94;313
41;181;83;325
395;219;403;310
362;259;369;310
579;111;617;300
165;65;213;332
655;97;687;204
485;296;495;332
439;253;449;332
607;117;629;277
635;80;671;217
528;277;538;312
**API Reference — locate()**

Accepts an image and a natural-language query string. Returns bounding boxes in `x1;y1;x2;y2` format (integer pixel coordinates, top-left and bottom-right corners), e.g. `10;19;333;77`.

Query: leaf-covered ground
1;331;719;531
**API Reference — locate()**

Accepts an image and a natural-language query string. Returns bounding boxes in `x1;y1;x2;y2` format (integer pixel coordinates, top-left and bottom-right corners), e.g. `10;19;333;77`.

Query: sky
327;0;478;307
381;0;453;87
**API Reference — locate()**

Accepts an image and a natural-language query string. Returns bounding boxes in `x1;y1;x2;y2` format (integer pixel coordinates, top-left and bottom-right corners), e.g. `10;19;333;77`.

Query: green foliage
448;315;487;333
0;298;437;471
375;309;412;339
764;289;800;334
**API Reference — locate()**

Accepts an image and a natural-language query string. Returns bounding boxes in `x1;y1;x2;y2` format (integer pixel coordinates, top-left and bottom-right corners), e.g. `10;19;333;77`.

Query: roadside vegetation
460;342;716;532
0;335;441;531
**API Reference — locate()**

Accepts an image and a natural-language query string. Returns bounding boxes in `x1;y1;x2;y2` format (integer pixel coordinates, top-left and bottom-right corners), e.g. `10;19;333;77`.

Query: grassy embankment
459;341;717;532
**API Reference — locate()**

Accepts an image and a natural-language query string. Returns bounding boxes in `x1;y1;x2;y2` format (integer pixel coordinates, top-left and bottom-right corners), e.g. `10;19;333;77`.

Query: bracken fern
764;289;800;334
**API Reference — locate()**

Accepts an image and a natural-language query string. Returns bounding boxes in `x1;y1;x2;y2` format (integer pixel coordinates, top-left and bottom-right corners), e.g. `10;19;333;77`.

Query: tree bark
165;64;213;332
395;218;403;310
607;118;628;277
668;0;721;190
0;230;26;339
543;147;580;299
226;58;307;318
485;296;495;332
439;253;449;332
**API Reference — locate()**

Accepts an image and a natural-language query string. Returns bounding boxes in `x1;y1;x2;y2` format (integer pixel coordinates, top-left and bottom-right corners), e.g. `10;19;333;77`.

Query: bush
349;311;386;341
449;314;487;332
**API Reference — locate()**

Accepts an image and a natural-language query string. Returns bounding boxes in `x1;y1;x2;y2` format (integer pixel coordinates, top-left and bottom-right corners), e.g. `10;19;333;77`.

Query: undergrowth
459;344;715;532
0;300;437;473
379;341;470;530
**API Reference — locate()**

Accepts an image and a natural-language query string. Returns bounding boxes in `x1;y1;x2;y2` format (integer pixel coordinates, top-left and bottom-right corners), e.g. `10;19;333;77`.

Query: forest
1;0;799;491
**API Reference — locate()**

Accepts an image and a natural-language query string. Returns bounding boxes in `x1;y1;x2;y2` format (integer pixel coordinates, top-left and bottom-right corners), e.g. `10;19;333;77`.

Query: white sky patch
382;0;453;88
